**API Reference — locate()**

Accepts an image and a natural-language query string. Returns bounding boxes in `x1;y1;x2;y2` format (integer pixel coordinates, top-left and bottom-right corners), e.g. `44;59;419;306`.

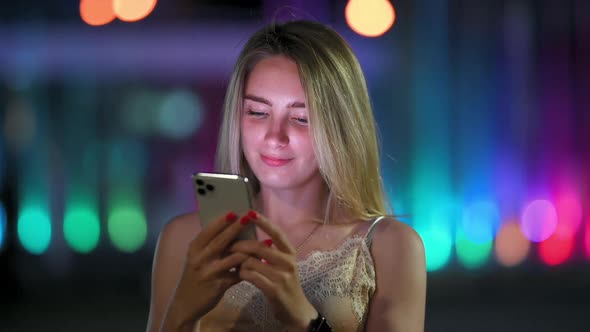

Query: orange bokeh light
80;0;116;26
494;222;530;267
345;0;396;37
113;0;158;22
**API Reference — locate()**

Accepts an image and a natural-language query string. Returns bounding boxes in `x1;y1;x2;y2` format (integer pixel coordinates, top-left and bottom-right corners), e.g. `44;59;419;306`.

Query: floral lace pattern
217;235;376;332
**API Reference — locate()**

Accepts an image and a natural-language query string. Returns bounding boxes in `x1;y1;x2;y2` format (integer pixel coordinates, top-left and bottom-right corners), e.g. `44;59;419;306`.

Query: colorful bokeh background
1;0;589;331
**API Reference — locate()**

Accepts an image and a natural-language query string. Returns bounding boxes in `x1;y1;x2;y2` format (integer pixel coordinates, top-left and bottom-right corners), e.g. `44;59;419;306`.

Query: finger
207;215;255;256
230;239;292;268
192;211;239;251
241;254;283;282
248;212;296;255
239;258;275;296
211;252;249;275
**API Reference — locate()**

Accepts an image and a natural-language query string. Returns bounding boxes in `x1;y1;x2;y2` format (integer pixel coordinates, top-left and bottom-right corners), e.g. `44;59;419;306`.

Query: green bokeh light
17;206;51;254
108;207;147;253
64;206;100;253
456;230;492;269
418;227;453;272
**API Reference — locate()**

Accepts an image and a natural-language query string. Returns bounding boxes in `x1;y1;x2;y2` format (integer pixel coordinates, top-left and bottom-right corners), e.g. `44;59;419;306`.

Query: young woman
146;20;426;332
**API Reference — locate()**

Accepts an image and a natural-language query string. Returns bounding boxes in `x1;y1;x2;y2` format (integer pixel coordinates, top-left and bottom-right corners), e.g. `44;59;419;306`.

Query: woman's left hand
230;211;318;331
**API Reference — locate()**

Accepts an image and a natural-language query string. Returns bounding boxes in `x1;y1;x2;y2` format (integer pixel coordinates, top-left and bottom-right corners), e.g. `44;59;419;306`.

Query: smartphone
192;172;257;241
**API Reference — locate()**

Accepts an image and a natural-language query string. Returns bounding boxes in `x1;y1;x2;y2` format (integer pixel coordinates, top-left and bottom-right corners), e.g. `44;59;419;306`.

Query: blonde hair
215;20;392;223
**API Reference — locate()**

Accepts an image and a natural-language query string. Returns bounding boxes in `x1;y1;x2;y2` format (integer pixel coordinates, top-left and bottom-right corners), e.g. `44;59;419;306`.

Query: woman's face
240;55;321;191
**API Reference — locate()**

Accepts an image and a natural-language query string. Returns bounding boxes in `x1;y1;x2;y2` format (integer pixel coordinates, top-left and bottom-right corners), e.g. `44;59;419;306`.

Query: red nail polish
261;258;268;264
225;212;237;222
240;215;251;225
263;239;273;247
247;210;258;219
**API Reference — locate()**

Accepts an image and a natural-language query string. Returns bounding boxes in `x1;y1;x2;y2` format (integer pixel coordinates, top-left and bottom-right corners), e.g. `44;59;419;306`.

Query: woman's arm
146;214;201;332
365;219;427;332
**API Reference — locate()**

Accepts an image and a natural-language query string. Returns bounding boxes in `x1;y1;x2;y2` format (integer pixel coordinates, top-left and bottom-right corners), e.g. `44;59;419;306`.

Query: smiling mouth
261;155;292;167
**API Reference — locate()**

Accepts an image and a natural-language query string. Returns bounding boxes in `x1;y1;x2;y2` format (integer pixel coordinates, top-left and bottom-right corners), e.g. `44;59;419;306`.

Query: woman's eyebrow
244;94;306;108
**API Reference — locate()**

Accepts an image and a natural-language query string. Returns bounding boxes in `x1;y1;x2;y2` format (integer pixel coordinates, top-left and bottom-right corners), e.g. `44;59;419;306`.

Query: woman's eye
246;110;266;117
293;117;308;124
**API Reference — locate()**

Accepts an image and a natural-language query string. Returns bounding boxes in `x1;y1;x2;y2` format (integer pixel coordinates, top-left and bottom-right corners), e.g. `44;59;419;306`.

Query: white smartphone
192;172;257;241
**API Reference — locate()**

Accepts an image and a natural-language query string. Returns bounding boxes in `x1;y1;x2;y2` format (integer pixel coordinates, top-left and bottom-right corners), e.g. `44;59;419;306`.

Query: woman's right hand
161;211;250;331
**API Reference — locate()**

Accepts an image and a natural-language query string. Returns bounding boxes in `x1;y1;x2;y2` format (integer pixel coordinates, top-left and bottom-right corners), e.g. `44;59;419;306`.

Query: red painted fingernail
225;212;237;222
247;210;258;219
240;215;251;225
261;258;268;264
263;239;273;247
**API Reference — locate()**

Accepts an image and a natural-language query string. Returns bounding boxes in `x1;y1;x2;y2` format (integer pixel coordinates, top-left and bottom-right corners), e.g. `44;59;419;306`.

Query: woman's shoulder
157;211;202;253
368;217;423;252
368;217;426;275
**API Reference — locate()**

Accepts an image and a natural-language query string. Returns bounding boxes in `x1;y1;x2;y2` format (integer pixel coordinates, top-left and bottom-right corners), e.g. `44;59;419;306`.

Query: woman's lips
261;155;292;167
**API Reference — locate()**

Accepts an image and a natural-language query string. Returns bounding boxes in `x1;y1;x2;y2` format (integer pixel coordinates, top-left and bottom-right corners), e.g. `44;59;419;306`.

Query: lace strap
364;216;388;248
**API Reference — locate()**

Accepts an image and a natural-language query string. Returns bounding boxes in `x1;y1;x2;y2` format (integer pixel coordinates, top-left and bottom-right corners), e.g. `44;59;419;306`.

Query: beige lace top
197;217;387;332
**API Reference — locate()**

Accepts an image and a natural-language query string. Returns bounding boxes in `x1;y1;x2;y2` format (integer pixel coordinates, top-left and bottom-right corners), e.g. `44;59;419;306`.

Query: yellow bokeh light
345;0;396;37
80;0;116;26
113;0;158;22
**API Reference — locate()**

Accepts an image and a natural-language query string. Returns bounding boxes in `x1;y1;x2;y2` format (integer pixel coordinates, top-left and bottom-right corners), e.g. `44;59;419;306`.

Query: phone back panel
192;172;256;241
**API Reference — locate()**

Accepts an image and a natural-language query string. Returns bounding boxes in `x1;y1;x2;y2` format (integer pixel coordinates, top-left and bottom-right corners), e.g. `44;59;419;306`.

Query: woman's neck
254;179;329;230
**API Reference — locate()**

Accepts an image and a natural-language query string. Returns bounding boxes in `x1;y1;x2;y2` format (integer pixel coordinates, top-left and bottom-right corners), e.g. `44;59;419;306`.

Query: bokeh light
80;0;116;26
345;0;396;37
495;222;530;267
108;207;147;253
539;222;574;266
554;193;583;237
418;226;453;272
17;206;52;255
0;202;6;250
121;89;162;136
157;89;204;140
520;200;558;242
585;216;590;259
113;0;158;22
456;230;492;269
64;206;101;253
461;200;501;243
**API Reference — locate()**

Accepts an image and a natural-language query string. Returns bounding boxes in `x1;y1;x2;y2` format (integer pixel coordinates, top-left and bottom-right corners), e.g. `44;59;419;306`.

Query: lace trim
221;235;376;331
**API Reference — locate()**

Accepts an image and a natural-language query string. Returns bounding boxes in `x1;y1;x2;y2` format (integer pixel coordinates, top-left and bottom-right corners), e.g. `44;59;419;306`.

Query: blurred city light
520;200;558;242
64;206;101;254
419;226;452;272
538;222;574;266
113;0;158;22
345;0;395;37
0;202;6;250
495;222;530;267
461;201;501;244
554;193;583;237
121;89;162;136
456;230;492;269
17;206;52;255
80;0;116;26
108;206;147;253
157;89;203;140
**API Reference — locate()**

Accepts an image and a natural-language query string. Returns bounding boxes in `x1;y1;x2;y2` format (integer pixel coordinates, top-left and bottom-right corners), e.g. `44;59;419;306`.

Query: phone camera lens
206;184;215;191
196;179;204;186
197;188;206;196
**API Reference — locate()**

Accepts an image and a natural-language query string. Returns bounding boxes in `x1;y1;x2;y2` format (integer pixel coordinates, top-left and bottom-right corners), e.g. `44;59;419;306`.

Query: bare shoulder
158;211;202;252
364;217;426;331
369;217;426;271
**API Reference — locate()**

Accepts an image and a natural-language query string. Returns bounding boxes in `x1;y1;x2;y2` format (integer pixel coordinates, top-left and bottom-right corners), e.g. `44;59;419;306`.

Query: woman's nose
264;118;289;148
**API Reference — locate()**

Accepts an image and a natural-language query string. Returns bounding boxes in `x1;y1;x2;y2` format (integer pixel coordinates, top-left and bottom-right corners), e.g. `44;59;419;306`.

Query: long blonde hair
215;20;392;223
